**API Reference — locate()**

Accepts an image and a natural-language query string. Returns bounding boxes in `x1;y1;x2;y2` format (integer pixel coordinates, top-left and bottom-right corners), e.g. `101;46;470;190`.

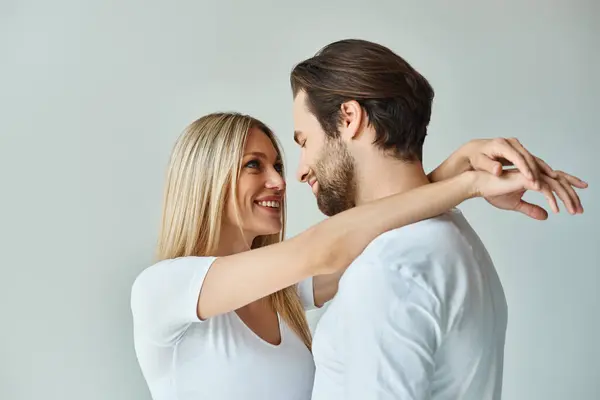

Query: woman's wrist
429;144;472;182
454;170;479;200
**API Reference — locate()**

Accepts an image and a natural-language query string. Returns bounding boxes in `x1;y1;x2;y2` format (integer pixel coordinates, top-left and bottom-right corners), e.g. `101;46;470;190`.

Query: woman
131;112;584;400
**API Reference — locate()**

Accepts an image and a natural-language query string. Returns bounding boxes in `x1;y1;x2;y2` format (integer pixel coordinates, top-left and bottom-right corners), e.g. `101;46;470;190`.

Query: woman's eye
245;159;260;169
274;163;284;174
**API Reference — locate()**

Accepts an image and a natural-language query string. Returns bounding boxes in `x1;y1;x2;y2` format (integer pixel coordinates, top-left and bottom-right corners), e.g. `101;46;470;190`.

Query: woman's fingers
506;137;542;185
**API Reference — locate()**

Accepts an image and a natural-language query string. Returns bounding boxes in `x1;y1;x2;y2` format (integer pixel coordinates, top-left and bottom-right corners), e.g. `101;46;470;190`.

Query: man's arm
341;263;442;400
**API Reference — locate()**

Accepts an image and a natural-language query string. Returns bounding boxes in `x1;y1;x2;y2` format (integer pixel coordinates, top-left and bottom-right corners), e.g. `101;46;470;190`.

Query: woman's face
223;127;286;239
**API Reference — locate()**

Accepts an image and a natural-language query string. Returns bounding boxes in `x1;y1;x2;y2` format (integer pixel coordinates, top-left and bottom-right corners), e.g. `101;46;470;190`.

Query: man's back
311;209;508;400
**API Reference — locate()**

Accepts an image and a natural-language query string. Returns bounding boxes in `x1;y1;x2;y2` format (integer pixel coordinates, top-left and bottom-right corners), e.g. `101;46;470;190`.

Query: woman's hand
470;169;587;220
485;170;587;219
431;137;588;219
430;137;553;185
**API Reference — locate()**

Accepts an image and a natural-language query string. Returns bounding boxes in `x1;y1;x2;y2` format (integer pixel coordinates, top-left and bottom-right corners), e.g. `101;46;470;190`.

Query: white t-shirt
311;209;508;400
130;256;316;400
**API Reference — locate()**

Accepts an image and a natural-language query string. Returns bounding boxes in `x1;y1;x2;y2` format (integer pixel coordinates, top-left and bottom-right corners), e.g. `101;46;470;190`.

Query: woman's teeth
256;200;280;208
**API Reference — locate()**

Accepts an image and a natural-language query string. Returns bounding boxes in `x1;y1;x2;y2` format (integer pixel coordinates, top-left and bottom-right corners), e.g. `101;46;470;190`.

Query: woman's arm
428;137;587;215
309;139;589;308
428;137;553;184
197;170;540;319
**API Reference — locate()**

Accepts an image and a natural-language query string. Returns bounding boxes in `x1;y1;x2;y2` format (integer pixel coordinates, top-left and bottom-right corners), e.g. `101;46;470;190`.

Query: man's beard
313;138;357;217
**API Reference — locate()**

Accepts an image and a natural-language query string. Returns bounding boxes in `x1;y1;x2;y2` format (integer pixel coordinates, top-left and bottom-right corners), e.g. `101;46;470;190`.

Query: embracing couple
130;39;587;400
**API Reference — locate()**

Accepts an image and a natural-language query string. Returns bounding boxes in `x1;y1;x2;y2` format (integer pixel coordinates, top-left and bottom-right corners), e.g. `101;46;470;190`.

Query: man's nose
296;162;309;183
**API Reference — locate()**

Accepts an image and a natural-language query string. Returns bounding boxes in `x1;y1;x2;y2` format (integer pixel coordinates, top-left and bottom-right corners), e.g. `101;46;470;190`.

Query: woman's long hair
155;112;312;349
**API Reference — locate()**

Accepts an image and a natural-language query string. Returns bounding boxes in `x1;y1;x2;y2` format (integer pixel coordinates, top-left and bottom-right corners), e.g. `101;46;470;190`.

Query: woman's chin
252;223;283;238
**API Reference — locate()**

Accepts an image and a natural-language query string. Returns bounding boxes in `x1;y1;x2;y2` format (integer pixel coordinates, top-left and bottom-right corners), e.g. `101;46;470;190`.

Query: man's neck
354;154;430;205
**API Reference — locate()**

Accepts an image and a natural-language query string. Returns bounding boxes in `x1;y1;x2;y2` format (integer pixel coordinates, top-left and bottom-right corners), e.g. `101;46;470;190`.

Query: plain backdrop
1;0;598;399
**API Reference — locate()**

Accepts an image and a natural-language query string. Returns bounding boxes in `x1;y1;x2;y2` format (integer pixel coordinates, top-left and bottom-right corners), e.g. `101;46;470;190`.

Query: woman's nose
265;169;286;191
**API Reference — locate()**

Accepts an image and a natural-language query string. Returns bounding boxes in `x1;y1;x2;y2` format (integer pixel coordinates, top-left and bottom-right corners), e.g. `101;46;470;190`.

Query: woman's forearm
427;145;471;183
198;172;475;319
307;172;476;275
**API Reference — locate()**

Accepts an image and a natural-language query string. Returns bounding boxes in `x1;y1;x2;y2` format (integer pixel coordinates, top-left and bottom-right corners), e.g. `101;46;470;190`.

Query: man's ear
338;100;364;142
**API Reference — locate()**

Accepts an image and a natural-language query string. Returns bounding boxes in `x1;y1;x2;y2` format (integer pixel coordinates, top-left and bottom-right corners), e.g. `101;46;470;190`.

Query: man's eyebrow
293;130;303;144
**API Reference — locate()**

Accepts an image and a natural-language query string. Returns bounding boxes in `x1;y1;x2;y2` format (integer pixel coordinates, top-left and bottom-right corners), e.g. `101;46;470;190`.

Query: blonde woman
130;112;583;400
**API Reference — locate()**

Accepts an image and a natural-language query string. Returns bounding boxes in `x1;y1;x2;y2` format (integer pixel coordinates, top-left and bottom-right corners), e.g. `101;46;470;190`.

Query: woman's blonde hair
156;112;312;349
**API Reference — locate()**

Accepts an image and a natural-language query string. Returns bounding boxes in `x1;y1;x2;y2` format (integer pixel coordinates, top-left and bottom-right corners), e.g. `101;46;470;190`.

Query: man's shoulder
365;210;472;258
342;209;490;285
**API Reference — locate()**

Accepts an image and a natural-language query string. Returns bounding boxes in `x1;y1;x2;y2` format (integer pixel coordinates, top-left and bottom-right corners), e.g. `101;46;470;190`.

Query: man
290;39;510;400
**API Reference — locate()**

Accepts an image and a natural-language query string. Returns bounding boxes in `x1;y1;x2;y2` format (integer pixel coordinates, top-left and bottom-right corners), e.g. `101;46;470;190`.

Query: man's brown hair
290;39;434;161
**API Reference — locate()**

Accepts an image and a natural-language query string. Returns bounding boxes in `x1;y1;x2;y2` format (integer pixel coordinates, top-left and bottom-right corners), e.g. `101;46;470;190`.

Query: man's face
293;91;356;216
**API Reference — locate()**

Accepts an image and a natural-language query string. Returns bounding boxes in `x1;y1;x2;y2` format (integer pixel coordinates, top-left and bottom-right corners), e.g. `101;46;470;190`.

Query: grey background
0;0;597;399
